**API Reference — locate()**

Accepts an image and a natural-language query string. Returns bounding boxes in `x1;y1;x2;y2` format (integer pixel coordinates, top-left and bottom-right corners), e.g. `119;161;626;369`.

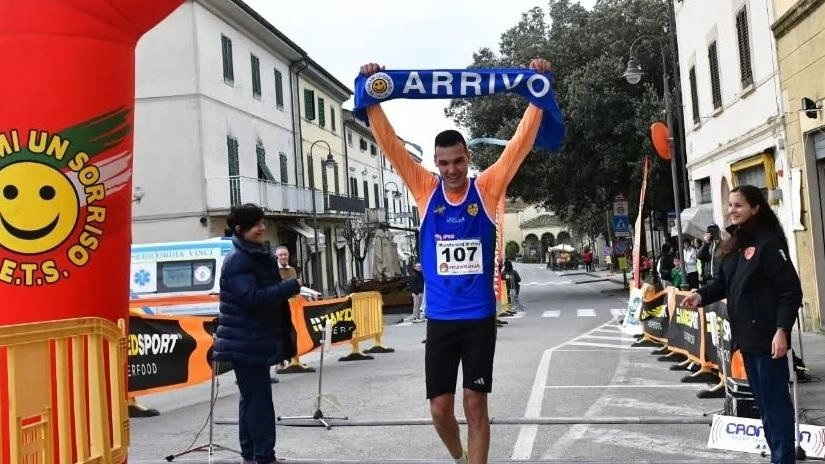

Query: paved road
128;264;763;463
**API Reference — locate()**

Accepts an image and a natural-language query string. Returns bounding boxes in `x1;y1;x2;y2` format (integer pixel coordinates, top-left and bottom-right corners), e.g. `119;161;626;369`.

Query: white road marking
541;310;561;318
577;309;596;317
566;341;651;350
543;384;703;389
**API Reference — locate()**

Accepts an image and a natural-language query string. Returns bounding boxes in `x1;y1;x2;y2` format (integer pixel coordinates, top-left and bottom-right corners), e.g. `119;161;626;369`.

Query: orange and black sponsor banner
291;296;357;356
127;313;228;396
664;291;703;363
640;288;669;343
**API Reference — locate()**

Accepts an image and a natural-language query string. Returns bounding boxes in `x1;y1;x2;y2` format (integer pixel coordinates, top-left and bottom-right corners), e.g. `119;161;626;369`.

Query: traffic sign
613;215;631;237
613;194;629;217
614;241;627;254
603;246;612;256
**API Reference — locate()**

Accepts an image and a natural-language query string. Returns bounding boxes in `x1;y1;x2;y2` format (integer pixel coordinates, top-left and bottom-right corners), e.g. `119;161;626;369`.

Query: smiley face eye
39;185;56;200
2;185;17;200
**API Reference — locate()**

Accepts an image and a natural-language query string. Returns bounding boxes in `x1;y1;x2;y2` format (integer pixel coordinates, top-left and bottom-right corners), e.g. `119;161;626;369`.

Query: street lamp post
309;140;338;292
383;181;402;224
622;35;689;290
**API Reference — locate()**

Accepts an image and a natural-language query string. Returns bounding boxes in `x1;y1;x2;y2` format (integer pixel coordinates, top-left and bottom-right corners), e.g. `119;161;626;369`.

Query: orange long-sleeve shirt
366;104;543;217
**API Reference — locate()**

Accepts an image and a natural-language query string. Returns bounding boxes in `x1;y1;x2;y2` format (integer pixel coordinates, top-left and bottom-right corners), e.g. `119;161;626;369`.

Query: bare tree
341;219;375;280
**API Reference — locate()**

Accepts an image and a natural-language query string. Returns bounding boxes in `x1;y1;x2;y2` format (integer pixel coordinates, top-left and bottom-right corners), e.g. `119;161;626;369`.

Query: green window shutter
304;89;315;120
221;35;234;84
251;54;261;98
256;143;274;181
318;97;326;127
227;136;239;176
274;69;284;108
330;107;336;132
279;152;288;183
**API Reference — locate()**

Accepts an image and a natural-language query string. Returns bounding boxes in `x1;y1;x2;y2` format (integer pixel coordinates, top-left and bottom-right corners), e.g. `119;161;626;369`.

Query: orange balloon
650;121;671;160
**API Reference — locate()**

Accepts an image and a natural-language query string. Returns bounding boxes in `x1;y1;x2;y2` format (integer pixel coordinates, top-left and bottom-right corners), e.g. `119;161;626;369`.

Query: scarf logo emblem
365;73;393;99
744;247;755;260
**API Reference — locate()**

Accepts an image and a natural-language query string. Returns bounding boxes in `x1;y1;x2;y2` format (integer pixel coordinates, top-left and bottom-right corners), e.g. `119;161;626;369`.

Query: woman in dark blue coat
213;203;301;464
683;185;802;464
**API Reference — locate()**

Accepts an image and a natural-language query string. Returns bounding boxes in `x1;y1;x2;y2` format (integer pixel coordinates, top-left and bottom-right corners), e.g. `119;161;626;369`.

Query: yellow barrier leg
277;356;316;374
339;338;375;362
128;397;160;418
364;334;395;354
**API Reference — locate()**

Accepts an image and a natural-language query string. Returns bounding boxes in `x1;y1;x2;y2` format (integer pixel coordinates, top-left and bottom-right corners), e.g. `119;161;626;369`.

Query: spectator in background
583;247;594;272
409;262;425;322
657;244;675;288
275;246;297;281
698;224;722;286
683;238;699;289
671;257;683;289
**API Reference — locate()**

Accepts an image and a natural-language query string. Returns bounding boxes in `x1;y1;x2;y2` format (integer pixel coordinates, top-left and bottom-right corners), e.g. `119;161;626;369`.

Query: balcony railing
326;194;366;215
206;176;321;214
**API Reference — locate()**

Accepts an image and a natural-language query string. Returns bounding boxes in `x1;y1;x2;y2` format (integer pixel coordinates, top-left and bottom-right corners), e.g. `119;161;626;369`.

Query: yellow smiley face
0;161;79;254
371;79;388;94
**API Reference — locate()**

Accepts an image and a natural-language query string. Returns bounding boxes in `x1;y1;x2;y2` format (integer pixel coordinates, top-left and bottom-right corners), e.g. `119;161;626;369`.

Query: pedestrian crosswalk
540;308;624;318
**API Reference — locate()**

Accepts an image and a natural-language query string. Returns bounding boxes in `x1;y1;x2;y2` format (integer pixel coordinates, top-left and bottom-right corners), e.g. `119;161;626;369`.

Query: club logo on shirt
743;247;755;260
365;73;394;99
467;203;478;217
434;204;446;215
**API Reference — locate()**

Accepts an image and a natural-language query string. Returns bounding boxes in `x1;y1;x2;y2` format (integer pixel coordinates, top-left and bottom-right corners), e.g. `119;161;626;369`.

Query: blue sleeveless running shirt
420;178;497;320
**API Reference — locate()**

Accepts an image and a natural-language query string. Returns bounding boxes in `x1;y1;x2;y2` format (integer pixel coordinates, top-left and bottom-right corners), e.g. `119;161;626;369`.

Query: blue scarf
353;68;565;151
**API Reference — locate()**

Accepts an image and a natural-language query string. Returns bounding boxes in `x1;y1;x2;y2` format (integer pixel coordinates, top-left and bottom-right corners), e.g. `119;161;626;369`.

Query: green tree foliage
505;240;520;259
448;0;678;233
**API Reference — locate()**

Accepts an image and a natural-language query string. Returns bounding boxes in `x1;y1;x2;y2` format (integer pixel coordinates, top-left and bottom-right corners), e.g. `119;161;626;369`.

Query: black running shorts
425;316;497;398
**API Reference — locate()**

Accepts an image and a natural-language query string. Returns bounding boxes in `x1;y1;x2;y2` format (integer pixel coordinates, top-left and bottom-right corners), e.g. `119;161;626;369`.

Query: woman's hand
681;292;702;309
772;329;789;359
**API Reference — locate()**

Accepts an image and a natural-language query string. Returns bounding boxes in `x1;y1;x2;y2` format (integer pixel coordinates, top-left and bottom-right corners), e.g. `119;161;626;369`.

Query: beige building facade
772;0;825;331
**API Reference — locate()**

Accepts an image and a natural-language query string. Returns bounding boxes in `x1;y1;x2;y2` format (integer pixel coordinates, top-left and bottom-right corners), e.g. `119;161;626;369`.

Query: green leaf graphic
0;107;132;170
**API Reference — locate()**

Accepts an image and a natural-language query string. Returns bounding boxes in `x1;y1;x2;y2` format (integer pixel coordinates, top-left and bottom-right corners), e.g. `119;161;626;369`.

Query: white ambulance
129;238;233;316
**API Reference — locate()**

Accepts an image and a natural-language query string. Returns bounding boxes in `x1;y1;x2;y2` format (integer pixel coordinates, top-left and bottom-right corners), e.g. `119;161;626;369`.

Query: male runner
360;58;550;464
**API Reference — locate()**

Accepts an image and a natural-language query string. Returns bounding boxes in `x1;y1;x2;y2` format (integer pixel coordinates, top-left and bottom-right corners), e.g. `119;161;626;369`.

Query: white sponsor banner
708;415;825;458
620;286;644;335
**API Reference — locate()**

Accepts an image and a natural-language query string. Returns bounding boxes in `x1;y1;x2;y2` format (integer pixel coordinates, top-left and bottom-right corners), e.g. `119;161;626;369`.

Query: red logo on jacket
743;247;756;260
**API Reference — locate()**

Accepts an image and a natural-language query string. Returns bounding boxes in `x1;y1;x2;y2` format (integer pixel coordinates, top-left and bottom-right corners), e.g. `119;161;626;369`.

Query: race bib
436;239;483;275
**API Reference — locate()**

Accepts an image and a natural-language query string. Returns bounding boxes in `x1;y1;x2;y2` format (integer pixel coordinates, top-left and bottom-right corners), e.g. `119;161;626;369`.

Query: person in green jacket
671;257;683;289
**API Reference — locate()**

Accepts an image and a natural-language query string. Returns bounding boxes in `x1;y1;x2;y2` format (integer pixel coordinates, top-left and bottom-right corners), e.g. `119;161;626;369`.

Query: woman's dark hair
719;184;784;256
227;203;264;236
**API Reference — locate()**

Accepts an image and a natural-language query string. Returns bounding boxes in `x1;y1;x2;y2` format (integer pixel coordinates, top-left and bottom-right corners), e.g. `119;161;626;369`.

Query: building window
708;41;722;110
256;141;274;181
350;177;358;197
373;183;380;210
221;35;234;85
304;89;315;121
359;138;367;151
688;66;700;125
333;164;340;194
273;69;284;109
731;153;776;200
735;6;753;88
306;155;315;189
363;180;370;206
347;130;353;147
279;152;288;184
321;158;329;195
250;54;261;99
370;144;377;156
330;107;336;132
696;177;712;204
318;97;326;128
226;135;240;205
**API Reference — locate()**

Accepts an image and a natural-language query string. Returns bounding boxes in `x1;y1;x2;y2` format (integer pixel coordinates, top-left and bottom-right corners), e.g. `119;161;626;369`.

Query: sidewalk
797;331;825;426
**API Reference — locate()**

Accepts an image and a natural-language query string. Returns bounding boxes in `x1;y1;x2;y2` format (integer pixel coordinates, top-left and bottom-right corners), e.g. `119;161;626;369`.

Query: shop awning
284;222;325;249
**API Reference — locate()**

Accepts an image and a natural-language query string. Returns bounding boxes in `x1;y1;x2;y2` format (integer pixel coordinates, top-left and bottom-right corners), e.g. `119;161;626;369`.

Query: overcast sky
245;0;596;168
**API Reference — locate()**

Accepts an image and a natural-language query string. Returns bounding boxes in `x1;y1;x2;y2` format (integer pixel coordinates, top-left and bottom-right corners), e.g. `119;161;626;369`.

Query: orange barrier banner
127;313;227;396
290;296;357;356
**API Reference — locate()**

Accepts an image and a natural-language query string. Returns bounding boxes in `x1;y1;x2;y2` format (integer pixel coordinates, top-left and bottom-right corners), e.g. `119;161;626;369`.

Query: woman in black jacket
213;203;301;464
683;185;801;464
